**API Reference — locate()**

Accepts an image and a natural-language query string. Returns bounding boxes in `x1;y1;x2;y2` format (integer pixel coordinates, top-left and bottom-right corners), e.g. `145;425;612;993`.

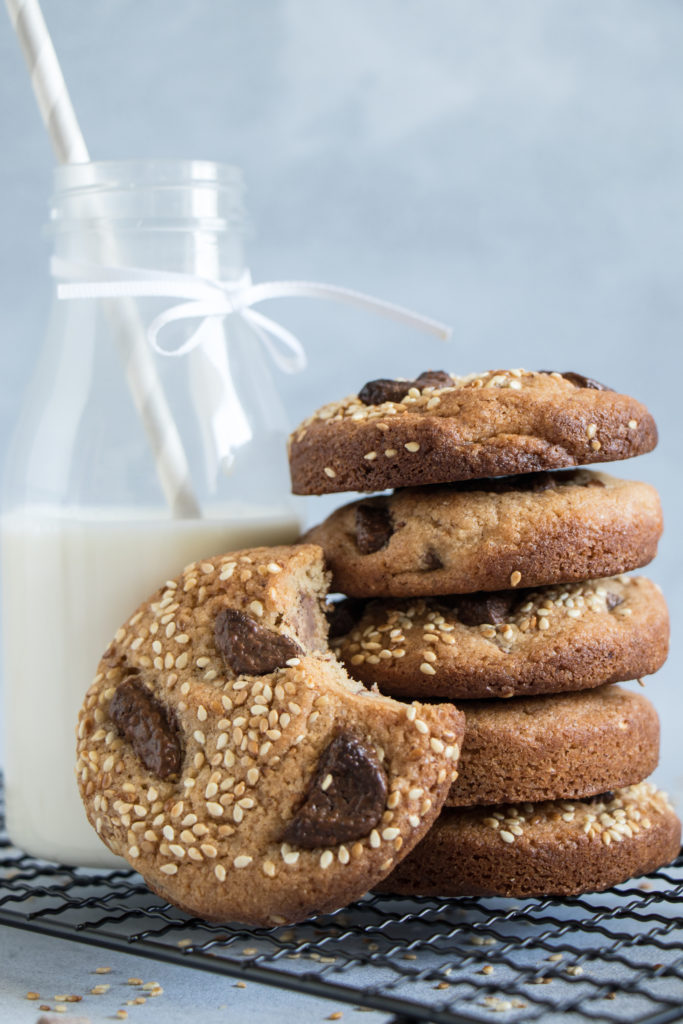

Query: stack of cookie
292;368;681;897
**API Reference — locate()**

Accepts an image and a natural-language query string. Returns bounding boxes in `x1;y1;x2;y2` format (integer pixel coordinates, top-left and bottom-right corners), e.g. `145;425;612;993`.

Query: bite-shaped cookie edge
379;783;681;899
333;576;669;698
448;685;660;807
76;544;465;926
290;369;657;494
305;471;663;597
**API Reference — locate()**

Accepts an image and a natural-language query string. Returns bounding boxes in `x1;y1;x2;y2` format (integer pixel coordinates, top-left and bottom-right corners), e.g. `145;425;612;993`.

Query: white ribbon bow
51;257;451;372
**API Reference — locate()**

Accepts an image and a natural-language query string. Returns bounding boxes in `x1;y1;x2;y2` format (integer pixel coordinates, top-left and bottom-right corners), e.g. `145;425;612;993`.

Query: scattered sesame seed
384;448;397;457
363;451;378;461
321;773;334;792
499;830;515;844
320;850;334;869
510;571;522;587
324;467;336;478
419;662;436;675
404;442;420;452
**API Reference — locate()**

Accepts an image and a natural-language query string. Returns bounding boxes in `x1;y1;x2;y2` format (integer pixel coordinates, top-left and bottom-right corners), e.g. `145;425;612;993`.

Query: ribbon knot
51;256;451;373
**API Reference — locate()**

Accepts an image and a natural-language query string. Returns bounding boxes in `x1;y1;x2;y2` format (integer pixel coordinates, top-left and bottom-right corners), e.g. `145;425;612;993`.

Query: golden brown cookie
305;470;662;597
379;783;681;899
289;369;657;494
76;545;465;926
332;576;669;698
448;685;659;807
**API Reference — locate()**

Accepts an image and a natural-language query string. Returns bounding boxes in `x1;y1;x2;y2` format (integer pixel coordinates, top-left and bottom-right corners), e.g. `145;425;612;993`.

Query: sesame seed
215;864;227;881
369;829;381;848
430;738;445;754
499;830;515;844
364;451;378;461
538;617;550;631
422;649;437;662
283;851;300;865
321;773;333;792
160;863;178;875
207;802;224;817
234;855;252;869
415;719;429;734
404;442;420;452
384;448;397;457
510;571;522;587
408;815;420;827
628;419;638;429
591;439;601;451
249;600;264;617
382;827;400;841
324;467;336;478
586;423;597;439
320;850;334;869
419;662;436;675
338;845;350;864
406;706;417;721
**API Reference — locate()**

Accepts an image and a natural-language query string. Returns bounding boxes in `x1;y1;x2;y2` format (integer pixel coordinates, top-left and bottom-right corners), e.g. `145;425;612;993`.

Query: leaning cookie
289;369;657;494
305;470;662;598
448;686;659;807
378;783;681;899
76;545;465;927
332;576;668;698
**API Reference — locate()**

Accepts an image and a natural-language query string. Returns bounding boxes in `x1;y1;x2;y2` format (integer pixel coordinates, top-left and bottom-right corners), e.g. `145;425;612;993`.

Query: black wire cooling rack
1;783;682;1024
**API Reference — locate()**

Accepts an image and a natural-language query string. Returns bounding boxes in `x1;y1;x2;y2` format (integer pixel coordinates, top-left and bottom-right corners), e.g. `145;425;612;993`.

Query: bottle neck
50;160;247;280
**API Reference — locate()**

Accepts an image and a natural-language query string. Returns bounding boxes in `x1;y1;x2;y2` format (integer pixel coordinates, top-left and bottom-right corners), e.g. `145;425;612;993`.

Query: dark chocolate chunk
586;790;615;804
414;370;453;389
355;504;393;554
605;592;624;611
541;370;612;391
282;732;388;848
110;677;181;779
358;378;412;405
453;592;516;627
358;370;452;405
327;597;366;639
215;608;302;675
421;548;444;572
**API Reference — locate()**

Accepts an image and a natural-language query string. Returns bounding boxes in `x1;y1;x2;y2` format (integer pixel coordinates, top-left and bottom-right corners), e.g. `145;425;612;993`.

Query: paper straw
6;0;200;517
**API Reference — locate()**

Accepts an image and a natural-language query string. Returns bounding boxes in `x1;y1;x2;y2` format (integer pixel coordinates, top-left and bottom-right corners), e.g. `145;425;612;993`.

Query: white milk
1;505;299;866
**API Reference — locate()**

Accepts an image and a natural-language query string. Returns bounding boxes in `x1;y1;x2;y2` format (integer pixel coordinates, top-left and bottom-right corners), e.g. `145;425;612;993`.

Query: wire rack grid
1;782;682;1024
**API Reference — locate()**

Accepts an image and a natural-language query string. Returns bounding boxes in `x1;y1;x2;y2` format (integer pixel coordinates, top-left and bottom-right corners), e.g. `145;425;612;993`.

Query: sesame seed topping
324;467;336;478
382;827;400;841
160;863;178;875
215;864;227;881
384;448;397;457
419;662;436;675
320;850;334;869
234;855;252;869
321;773;333;792
404;442;420;452
364;451;378;461
586;423;597;439
415;719;429;734
510;571;522;587
369;829;381;848
430;738;445;754
499;830;515;844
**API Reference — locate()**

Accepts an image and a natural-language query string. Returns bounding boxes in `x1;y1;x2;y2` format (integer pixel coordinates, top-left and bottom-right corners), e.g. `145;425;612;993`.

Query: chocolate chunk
282;732;388;848
358;378;412;405
541;370;612;391
110;677;181;779
421;548;444;572
414;370;452;389
605;592;624;611
355;504;393;554
453;592;516;626
586;790;615;804
215;608;302;675
327;597;365;639
358;370;452;405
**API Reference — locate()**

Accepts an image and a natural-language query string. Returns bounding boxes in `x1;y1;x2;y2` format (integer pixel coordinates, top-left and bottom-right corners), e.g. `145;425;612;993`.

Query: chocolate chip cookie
305;470;662;597
449;685;659;806
76;544;465;926
332;576;669;698
289;369;657;494
379;783;681;898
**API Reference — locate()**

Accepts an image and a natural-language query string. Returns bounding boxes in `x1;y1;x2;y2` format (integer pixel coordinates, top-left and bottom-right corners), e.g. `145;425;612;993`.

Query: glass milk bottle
1;160;301;866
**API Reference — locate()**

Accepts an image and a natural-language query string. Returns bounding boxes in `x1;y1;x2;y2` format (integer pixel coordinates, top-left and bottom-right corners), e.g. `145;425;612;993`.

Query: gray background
1;2;681;795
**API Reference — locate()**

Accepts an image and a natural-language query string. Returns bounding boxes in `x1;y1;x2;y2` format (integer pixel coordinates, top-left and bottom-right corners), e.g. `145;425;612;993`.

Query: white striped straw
6;0;200;517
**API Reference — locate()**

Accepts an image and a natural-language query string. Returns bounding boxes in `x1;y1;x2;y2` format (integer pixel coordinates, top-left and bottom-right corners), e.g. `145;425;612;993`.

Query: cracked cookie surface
76;545;465;926
289;368;657;494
